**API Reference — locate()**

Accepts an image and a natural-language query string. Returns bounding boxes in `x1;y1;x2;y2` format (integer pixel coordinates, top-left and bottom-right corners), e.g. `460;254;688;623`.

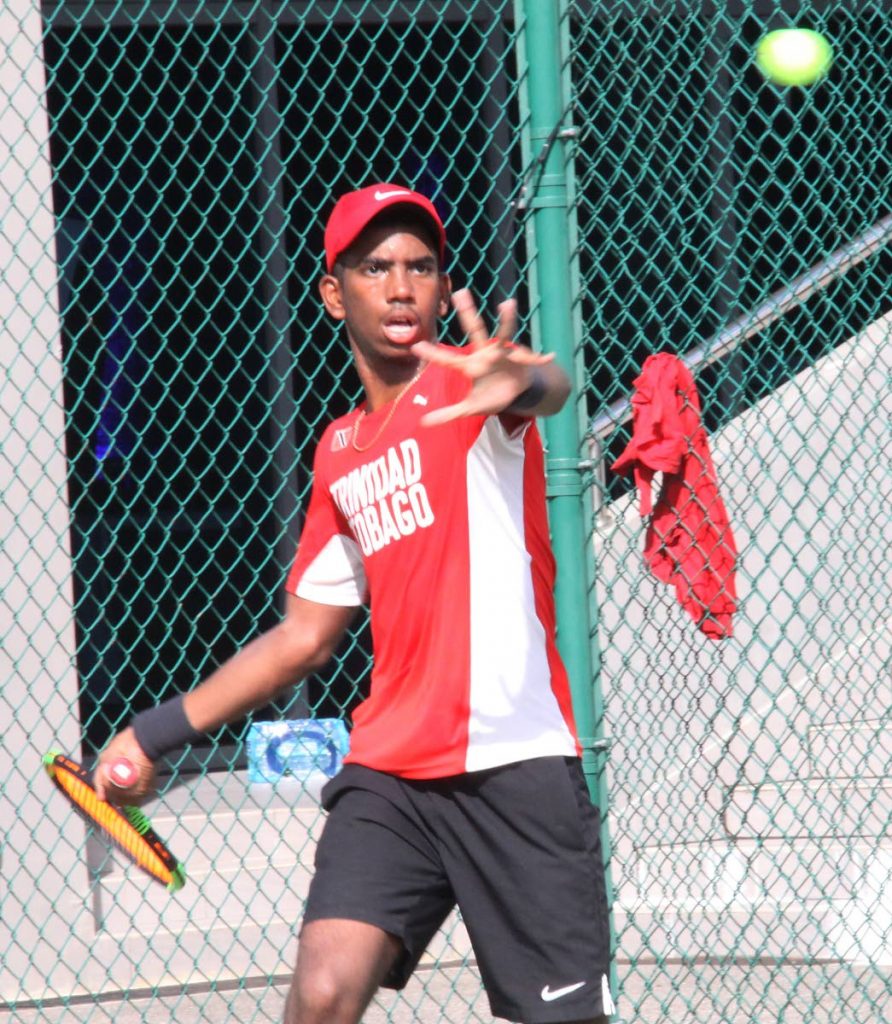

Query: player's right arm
182;593;355;734
95;593;356;803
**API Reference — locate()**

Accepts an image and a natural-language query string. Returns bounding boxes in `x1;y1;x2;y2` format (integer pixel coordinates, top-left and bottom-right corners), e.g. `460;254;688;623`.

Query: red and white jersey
285;355;580;778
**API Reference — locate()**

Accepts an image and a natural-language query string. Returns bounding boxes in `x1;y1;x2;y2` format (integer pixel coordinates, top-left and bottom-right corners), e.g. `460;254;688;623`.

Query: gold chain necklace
352;364;428;453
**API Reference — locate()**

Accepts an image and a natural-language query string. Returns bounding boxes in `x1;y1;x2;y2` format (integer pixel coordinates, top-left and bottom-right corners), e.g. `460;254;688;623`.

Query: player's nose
386;265;414;301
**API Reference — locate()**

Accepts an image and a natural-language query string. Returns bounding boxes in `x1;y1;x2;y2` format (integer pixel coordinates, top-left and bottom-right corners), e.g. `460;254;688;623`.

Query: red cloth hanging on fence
611;353;738;639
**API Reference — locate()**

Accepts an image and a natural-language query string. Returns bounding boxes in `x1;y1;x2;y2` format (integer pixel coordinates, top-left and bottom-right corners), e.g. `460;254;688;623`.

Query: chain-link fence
2;1;890;1022
571;3;892;1022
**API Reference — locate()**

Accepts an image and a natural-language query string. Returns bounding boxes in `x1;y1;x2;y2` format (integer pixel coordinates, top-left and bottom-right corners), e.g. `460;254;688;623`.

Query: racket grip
107;757;139;790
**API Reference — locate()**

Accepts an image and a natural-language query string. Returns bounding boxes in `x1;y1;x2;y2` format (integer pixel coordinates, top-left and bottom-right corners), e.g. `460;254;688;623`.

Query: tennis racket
43;750;186;892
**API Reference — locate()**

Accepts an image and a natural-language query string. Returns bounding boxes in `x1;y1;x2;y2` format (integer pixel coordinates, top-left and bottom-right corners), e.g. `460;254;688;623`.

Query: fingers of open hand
494;298;517;345
411;340;458;367
451;288;491;350
507;346;554;366
451;292;547;366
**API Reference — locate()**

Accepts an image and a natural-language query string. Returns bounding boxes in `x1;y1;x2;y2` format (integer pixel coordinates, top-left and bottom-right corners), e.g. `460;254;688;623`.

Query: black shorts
302;756;614;1023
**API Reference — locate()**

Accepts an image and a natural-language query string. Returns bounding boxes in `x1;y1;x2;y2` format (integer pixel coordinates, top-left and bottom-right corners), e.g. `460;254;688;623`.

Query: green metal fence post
515;0;622;1014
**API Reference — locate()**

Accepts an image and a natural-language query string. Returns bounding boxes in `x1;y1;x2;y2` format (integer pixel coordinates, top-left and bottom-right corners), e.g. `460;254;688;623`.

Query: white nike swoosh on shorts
540;981;586;1002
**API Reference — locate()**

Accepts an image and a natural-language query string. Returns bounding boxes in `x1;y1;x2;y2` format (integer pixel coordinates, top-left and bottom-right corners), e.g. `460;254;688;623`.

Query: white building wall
0;0;89;1001
595;314;892;965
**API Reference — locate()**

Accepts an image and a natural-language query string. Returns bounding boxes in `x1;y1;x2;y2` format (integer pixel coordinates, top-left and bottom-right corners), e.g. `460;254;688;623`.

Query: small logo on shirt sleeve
331;428;351;452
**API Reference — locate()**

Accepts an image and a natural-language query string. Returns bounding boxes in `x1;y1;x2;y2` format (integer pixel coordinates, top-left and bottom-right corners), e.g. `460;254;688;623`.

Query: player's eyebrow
361;255;437;270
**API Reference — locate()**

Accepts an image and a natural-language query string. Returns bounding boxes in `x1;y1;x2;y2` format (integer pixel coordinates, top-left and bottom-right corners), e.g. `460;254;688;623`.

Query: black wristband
131;694;203;761
507;367;547;412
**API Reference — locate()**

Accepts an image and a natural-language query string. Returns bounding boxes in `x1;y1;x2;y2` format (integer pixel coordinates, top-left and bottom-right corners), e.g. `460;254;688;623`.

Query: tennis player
97;184;615;1024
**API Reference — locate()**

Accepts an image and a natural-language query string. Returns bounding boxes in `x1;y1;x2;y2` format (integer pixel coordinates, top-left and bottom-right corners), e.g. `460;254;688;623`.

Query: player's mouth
382;313;421;345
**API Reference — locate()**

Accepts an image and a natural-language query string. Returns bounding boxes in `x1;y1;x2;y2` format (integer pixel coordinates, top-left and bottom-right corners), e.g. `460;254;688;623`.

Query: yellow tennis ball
755;28;833;87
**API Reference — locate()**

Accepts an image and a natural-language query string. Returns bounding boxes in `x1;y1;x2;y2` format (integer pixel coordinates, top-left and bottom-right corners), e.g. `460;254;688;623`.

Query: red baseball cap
323;184;447;272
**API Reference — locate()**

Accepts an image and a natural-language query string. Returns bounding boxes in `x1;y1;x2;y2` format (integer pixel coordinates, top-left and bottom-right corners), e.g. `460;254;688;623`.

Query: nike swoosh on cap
374;189;413;201
540;981;586;1002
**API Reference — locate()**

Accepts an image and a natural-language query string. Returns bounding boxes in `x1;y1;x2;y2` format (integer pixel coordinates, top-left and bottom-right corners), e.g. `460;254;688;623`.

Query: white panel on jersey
295;533;367;606
464;418;576;772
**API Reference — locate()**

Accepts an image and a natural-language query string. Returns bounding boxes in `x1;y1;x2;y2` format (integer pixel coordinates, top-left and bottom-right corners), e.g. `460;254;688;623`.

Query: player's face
320;222;450;368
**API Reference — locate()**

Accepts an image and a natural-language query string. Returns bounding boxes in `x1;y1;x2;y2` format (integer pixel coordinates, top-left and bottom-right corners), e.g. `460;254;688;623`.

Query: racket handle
107;757;139;790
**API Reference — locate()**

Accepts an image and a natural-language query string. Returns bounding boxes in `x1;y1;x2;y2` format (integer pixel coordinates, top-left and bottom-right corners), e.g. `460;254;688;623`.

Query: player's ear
438;272;452;319
319;273;346;321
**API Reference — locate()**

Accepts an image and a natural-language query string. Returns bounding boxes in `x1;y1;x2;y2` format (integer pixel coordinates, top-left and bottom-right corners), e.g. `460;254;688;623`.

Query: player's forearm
506;360;571;418
181;622;320;733
129;605;351;762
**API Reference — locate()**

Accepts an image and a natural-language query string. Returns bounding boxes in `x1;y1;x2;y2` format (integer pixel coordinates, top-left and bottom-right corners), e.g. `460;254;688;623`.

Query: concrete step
627;836;892;965
724;775;892;840
808;717;892;778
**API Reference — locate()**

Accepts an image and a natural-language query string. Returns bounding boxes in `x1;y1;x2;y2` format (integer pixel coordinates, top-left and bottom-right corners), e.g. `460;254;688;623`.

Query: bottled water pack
247;718;350;784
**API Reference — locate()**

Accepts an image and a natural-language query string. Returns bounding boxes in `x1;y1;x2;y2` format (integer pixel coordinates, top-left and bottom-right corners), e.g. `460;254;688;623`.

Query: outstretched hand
411;289;555;427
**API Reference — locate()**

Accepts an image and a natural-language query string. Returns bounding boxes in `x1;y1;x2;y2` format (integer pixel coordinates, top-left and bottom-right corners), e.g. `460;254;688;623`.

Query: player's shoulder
315;408;361;462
